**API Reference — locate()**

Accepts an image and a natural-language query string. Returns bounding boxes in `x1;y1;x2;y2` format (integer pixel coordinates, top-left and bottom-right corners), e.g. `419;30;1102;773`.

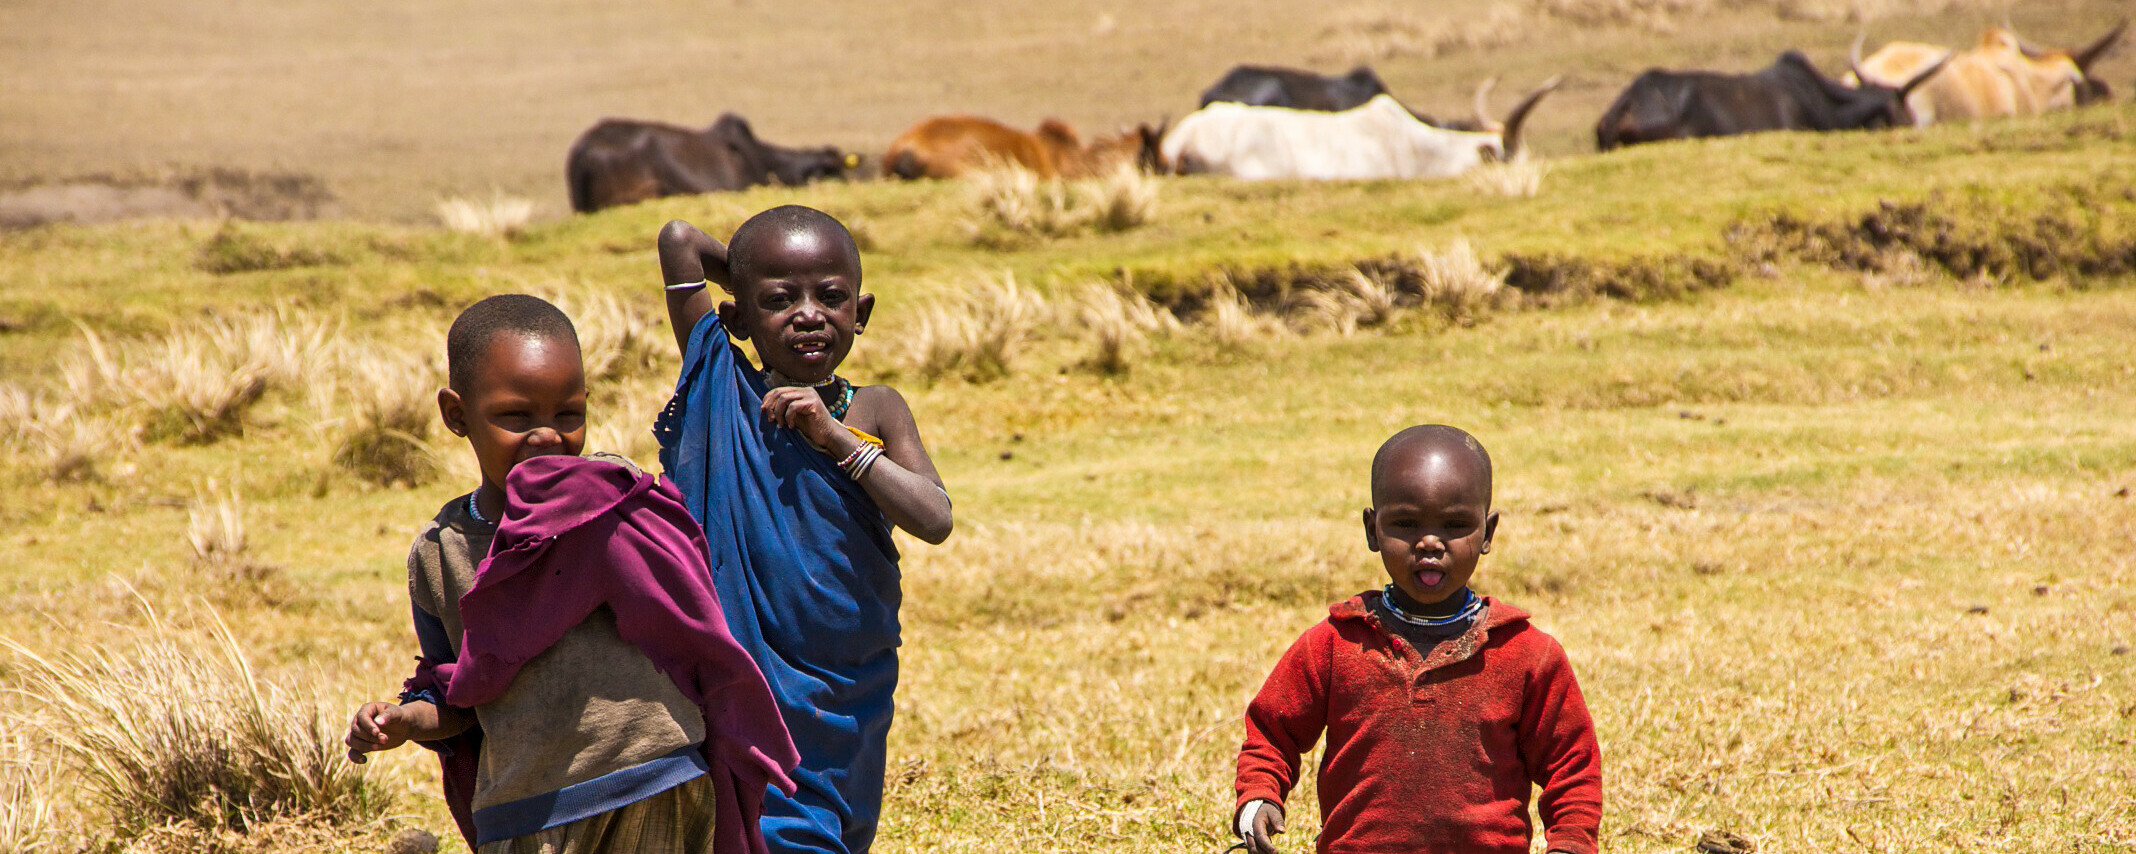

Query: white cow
1161;79;1559;179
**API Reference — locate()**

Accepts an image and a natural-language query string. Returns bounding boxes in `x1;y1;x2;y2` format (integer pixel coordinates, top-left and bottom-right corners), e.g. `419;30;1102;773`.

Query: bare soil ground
2;0;2130;221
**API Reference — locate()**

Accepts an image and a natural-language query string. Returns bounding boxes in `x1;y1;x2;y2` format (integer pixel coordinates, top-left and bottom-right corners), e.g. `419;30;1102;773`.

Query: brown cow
1850;21;2125;125
882;116;1164;180
566;114;852;213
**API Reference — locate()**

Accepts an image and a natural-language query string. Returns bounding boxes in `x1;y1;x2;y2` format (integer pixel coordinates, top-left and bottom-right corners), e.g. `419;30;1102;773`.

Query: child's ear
1480;509;1500;554
1361;509;1380;552
855;293;876;334
437;388;468;437
716;300;746;339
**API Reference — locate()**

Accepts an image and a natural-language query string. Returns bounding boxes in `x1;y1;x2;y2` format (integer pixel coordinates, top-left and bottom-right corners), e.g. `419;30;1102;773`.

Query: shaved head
1370;424;1493;508
727;204;861;294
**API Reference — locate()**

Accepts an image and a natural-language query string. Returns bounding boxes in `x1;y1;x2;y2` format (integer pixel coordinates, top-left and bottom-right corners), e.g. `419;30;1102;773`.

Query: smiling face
730;225;872;383
438;333;587;498
1363;431;1498;612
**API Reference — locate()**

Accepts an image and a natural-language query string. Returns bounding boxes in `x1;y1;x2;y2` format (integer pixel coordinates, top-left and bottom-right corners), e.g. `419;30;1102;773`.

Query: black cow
1199;64;1393;111
1198;64;1490;130
1595;49;1949;151
566;114;851;213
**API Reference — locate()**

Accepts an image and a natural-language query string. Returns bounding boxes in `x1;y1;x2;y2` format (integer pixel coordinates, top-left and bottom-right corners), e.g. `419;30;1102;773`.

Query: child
344;294;796;853
654;206;953;854
1232;425;1602;854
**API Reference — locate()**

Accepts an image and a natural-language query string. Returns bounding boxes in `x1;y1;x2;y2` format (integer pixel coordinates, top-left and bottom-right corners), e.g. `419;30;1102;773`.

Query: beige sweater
406;456;705;812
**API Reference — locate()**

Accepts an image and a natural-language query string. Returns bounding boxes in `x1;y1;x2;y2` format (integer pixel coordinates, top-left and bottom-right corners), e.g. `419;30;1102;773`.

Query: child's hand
344;701;412;764
762;387;853;454
1238;800;1285;854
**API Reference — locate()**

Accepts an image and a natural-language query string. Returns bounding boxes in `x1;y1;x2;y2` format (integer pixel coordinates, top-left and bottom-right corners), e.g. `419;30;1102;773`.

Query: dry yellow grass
434;192;535;238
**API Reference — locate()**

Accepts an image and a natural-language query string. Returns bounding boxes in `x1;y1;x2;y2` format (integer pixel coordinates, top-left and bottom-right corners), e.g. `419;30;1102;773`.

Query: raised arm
658;219;733;354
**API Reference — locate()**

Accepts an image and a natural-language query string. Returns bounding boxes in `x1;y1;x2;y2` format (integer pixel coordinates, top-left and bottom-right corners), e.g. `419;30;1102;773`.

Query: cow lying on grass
566;114;851;213
1850;21;2125;125
1160;77;1559;179
1595;45;1948;150
882;116;1164;180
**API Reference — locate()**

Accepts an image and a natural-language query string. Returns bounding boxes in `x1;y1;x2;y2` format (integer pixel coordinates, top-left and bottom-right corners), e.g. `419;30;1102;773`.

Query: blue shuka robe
655;312;902;854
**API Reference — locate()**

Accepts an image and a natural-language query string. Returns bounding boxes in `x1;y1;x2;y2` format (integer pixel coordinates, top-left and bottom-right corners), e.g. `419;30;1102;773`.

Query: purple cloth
441;454;800;854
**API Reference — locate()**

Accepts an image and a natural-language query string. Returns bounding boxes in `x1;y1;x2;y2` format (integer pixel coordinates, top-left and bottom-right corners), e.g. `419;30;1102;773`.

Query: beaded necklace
464;491;492;526
762;370;854;420
1378;585;1481;629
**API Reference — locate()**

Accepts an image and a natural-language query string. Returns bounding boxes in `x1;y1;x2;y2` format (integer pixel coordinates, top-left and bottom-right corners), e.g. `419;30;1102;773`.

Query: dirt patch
1734;192;2136;284
1501;251;1738;304
0;168;335;231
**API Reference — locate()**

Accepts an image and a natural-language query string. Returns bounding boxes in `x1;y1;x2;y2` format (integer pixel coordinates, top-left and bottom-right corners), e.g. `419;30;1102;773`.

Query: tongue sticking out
1417;569;1446;588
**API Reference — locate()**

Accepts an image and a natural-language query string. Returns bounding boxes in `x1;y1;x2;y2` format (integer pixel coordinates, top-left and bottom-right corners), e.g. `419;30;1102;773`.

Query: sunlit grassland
2;107;2134;851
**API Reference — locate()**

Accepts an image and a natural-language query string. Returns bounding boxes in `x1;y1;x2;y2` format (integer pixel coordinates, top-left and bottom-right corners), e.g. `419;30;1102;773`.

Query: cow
1159;77;1561;180
1595;47;1949;151
1198;63;1492;130
1850;21;2126;125
882;116;1164;180
565;114;851;213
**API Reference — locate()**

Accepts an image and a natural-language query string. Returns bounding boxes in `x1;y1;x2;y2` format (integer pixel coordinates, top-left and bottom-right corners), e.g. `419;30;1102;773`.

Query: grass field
5;1;2136;852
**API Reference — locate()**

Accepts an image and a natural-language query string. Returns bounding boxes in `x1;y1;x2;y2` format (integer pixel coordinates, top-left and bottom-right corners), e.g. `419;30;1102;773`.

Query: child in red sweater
1232;424;1603;854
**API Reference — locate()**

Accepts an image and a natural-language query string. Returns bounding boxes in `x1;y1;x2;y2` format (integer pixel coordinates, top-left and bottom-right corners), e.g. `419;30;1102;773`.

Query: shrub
1296;269;1400;336
1;607;391;838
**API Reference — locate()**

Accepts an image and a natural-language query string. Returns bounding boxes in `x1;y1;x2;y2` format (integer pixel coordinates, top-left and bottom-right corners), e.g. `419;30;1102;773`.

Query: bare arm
657;219;732;354
761;385;953;544
345;699;474;763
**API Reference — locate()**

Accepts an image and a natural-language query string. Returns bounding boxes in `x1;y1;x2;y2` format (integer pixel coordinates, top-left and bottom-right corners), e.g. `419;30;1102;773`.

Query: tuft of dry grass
896;273;1050;384
329;348;441;487
587;378;671;470
0;732;62;854
1414;238;1507;322
1070;283;1178;375
435;192;535;238
1195;282;1287;351
96;310;337;443
967;162;1159;243
2;382;131;482
1;603;391;839
1296;269;1400;336
186;485;272;587
547;288;668;383
1466;159;1551;197
1082;163;1159;233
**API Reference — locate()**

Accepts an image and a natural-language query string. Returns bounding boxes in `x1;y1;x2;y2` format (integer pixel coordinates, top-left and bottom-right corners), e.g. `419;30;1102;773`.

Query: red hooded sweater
1235;592;1602;854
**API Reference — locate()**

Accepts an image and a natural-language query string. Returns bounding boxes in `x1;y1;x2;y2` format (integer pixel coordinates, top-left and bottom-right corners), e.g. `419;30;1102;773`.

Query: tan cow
883;116;1164;180
1851;21;2125;125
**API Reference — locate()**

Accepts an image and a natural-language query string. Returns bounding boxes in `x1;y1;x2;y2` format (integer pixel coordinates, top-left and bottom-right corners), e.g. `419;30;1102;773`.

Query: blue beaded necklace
464;491;492;526
1378;585;1481;628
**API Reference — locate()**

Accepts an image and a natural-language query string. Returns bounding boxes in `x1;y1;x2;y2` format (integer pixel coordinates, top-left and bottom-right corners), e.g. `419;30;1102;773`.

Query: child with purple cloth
345;294;798;854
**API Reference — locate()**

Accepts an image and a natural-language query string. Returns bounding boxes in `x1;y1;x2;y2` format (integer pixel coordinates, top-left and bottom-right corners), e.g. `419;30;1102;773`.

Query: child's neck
1384;584;1472;620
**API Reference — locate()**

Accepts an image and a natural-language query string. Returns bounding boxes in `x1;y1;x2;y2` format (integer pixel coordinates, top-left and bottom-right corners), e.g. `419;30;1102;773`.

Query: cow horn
1472;76;1503;133
1849;30;1870;83
1899;50;1954;97
2074;18;2129;72
1499;74;1562;161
